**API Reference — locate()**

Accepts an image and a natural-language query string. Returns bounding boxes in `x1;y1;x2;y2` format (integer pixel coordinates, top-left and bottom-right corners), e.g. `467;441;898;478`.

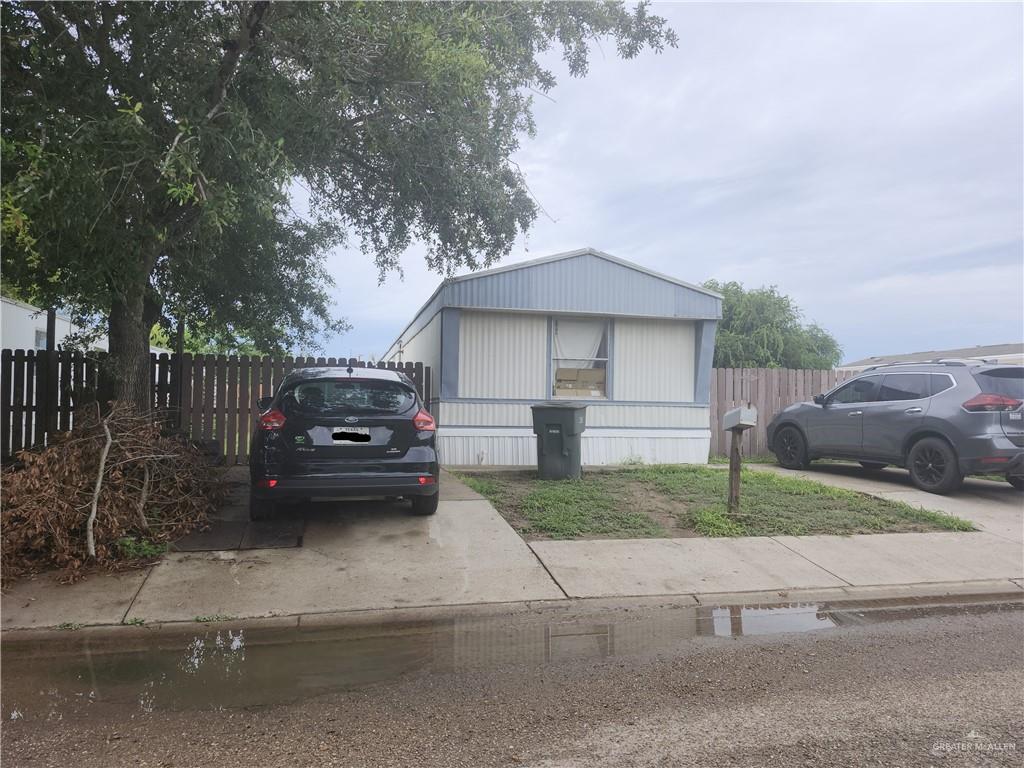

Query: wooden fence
709;367;854;456
1;350;431;464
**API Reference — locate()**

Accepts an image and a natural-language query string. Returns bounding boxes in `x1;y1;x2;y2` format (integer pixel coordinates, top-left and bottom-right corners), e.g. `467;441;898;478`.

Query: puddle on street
3;600;1018;720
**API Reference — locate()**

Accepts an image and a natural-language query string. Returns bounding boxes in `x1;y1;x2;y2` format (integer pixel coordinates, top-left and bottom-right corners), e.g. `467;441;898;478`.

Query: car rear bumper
958;436;1024;477
252;472;440;498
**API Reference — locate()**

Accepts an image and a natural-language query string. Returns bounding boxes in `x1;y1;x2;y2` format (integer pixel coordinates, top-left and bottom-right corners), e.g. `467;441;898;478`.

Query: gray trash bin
531;402;588;480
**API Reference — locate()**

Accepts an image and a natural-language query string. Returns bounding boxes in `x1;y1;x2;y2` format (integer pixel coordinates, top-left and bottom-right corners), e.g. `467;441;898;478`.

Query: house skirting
437;427;712;466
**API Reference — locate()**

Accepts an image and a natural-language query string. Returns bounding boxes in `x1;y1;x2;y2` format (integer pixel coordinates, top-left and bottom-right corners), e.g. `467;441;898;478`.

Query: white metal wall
438;401;710;429
438;428;711;466
458;311;547;399
390;312;441;405
612;318;696;402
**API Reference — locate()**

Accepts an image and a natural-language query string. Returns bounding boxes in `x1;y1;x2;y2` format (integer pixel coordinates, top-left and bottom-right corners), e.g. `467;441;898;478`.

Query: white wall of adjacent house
0;296;106;351
2;296;172;353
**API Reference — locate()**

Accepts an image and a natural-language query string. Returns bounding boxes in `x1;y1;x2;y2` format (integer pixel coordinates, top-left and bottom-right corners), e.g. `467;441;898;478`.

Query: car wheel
250;496;276;521
1007;475;1024;491
773;426;809;469
907;437;962;494
410;494;439;516
859;461;888;471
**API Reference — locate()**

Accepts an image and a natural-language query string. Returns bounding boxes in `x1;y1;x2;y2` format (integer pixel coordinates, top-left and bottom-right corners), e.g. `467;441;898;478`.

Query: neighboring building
382;247;721;466
838;343;1024;373
1;296;170;353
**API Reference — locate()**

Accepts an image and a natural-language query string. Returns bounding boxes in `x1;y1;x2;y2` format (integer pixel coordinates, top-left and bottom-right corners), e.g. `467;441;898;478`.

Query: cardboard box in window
576;369;605;386
554;387;603;398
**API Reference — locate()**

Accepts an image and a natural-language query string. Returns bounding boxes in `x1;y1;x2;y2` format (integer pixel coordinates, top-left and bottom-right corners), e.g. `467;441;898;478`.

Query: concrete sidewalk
3;469;1022;632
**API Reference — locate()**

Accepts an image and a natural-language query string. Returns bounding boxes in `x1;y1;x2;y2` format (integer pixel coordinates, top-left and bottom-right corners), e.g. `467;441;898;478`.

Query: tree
704;280;843;369
1;2;676;411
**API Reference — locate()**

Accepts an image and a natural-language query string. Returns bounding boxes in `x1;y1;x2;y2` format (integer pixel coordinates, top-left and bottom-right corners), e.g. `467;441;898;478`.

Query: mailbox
722;406;757;432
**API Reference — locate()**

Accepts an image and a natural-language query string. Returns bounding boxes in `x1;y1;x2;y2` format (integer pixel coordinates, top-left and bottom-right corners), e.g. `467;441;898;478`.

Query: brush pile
2;403;221;582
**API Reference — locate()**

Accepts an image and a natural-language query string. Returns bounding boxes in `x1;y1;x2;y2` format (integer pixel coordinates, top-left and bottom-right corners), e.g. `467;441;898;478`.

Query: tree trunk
107;292;152;413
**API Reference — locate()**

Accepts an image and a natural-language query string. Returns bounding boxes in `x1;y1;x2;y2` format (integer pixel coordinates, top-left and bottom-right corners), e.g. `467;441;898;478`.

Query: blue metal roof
384;248;722;357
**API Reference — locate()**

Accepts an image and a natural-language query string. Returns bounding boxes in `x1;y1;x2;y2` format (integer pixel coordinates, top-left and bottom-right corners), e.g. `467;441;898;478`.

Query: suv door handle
904;407;923;414
848;411;862;416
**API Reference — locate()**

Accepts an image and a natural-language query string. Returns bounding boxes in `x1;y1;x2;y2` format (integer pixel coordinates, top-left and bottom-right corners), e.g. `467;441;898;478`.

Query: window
552;318;608;398
929;374;954;396
34;329;47;350
829;375;880;404
878;373;928;401
972;369;1024;399
281;379;415;416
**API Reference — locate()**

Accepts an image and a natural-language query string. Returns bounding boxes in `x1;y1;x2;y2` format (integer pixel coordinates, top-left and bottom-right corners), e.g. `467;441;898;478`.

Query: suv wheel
907;437;962;494
859;461;888;471
410;493;439;516
1008;475;1024;491
773;426;809;469
250;497;276;521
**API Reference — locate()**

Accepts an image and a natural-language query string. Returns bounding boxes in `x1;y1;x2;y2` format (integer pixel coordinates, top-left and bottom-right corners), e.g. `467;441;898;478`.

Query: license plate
1009;413;1022;421
334;426;370;437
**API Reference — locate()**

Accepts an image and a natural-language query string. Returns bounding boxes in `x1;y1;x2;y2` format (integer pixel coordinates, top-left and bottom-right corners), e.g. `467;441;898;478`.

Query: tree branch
206;1;270;121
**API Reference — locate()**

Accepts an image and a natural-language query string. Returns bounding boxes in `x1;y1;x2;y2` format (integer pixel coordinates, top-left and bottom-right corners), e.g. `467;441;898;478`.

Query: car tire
1007;475;1024;491
907;437;963;494
773;426;809;469
410;493;439;516
859;461;888;471
249;496;276;521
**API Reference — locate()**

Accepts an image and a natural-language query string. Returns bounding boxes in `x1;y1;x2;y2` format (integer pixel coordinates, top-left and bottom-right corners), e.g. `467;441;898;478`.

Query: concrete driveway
3;471;565;630
749;462;1023;542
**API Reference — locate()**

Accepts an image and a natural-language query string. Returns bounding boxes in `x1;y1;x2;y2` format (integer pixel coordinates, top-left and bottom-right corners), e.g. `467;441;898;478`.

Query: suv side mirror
257;396;274;412
813;393;826;406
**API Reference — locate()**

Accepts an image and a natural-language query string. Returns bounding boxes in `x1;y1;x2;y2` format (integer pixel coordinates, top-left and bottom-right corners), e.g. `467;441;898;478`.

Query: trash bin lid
531;400;588;410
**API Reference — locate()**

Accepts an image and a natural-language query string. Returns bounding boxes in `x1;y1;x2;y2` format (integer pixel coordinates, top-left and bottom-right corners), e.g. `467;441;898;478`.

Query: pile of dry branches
2;403;221;582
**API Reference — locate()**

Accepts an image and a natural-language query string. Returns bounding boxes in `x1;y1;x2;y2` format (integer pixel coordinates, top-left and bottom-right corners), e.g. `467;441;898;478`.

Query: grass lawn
455;465;974;540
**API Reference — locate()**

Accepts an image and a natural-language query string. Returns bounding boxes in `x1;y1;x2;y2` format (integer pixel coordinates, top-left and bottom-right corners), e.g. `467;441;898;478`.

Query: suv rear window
281;379;416;416
973;368;1024;399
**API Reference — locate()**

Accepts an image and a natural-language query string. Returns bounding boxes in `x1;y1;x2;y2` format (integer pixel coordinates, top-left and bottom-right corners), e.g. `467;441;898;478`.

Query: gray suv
766;361;1024;494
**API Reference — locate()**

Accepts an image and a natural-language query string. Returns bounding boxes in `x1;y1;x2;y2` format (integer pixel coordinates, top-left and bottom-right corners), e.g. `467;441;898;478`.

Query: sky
312;1;1023;365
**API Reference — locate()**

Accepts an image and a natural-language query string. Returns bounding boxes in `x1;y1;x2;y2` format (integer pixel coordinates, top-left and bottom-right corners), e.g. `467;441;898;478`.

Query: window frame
549;316;612;400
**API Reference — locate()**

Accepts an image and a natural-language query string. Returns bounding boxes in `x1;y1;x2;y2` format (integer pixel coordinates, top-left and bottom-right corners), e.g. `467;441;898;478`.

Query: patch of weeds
520;479;663;538
122;617;146;626
194;615;237;623
457;475;504;502
56;621;83;631
708;454;778;465
687;505;745;537
116;536;169;559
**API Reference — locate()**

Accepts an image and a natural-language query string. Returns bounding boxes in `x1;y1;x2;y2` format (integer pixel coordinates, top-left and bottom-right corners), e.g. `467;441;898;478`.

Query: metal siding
438;430;710;466
612;318;696;402
457;311;547;399
438;401;709;429
445;253;720;319
394;312;441;402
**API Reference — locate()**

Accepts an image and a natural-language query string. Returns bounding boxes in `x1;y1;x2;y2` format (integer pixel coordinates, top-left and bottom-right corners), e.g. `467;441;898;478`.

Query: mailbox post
722;406;757;514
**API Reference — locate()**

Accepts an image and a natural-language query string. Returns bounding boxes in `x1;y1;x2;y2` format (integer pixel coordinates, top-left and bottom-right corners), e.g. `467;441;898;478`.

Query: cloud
310;2;1022;363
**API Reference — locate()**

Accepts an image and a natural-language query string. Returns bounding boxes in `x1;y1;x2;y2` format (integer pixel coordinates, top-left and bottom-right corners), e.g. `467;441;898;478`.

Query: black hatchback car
249;367;440;520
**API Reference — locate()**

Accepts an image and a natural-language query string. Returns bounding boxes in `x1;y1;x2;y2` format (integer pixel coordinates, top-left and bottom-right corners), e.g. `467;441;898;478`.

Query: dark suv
767;361;1024;493
249;367;440;520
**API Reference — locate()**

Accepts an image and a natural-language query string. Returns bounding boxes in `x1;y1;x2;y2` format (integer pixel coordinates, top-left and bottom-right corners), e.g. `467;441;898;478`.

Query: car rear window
973;368;1024;399
281;379;416;416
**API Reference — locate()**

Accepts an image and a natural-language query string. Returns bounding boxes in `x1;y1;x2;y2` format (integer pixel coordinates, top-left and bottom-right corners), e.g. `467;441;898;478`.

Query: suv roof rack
861;358;985;373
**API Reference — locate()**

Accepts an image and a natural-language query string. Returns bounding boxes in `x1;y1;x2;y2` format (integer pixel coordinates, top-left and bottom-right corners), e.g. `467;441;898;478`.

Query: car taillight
259;408;287;430
413;409;436;431
962;394;1023;412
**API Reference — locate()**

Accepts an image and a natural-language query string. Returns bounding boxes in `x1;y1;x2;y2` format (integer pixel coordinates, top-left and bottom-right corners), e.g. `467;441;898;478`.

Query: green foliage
465;465;974;539
122;617;146;626
1;2;676;376
520;479;664;538
115;536;168;559
704;280;843;369
56;621;84;631
194;614;238;623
